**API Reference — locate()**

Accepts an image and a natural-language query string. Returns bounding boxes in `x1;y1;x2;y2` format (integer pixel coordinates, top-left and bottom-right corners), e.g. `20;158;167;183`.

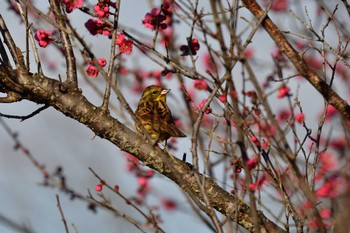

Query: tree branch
242;0;350;120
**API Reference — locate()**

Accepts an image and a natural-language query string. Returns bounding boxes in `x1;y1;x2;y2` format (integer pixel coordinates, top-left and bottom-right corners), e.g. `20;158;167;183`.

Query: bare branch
55;194;70;233
50;0;77;86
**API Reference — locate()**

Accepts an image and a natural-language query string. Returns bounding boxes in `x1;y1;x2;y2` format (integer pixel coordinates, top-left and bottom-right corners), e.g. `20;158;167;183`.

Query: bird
135;85;186;143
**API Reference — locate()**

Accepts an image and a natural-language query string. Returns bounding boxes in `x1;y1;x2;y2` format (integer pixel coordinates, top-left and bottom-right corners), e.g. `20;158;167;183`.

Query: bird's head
141;85;170;103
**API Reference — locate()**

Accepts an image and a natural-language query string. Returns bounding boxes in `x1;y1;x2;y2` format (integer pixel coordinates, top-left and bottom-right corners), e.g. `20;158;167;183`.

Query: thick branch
242;0;350;120
0;66;286;233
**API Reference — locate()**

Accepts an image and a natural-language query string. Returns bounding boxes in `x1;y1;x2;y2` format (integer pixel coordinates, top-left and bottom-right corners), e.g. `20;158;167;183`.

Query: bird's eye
152;90;158;95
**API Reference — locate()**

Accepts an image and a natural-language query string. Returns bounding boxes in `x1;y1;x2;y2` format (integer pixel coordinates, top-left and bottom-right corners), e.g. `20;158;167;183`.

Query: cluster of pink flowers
85;19;112;36
94;0;116;18
142;3;172;30
115;34;133;55
62;0;83;13
180;38;200;56
34;30;54;48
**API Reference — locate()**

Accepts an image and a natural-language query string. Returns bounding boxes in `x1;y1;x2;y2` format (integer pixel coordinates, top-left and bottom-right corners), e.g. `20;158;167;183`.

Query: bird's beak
161;89;170;95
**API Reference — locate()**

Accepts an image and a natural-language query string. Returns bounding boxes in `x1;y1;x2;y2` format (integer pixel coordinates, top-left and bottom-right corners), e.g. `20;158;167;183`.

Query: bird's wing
159;104;186;137
135;101;153;118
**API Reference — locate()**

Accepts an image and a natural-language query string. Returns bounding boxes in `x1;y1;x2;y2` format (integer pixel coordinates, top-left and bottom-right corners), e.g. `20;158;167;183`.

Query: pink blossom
304;55;323;70
219;93;227;103
98;58;107;67
325;105;338;120
278;109;290;122
162;198;177;212
271;0;288;12
247;156;259;170
94;1;112;18
251;136;261;149
243;47;254;59
295;113;305;124
62;0;83;13
114;34;133;54
180;38;200;56
315;176;348;198
193;79;209;90
137;177;151;197
86;64;99;78
142;8;167;30
85;19;112;36
277;85;290;98
118;40;133;54
319;152;338;173
116;34;126;45
34;30;54;48
271;46;286;62
202;53;218;72
95;181;104;192
199;99;212;114
320;208;331;219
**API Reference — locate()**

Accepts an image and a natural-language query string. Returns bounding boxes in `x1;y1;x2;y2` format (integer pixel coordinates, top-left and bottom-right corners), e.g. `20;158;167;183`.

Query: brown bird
135;85;186;143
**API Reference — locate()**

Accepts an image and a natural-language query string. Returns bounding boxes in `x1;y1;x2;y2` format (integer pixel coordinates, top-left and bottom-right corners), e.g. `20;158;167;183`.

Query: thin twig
55;194;70;233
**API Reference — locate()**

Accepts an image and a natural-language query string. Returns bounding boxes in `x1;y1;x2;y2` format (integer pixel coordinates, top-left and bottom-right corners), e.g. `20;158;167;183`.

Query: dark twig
0;104;49;121
55;194;70;233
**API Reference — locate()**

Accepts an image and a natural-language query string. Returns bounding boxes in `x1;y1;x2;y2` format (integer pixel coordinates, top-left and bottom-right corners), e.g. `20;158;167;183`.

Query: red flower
278;109;290;122
116;34;126;45
115;34;133;54
93;0;115;18
315;176;347;198
118;40;133;54
62;0;83;13
320;208;331;219
180;38;200;56
142;8;168;30
34;30;54;48
85;19;112;36
199;99;212;114
271;0;288;12
98;58;107;67
325;105;338;120
137;177;151;197
86;64;99;78
202;53;219;72
193;79;209;90
295;113;305;124
162;198;177;212
219;93;227;103
247;156;259;170
251;136;261;149
277;85;290;98
243;47;254;59
95;183;103;192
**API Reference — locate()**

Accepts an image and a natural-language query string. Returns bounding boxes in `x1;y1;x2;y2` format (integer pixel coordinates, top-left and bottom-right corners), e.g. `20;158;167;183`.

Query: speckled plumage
135;85;186;142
